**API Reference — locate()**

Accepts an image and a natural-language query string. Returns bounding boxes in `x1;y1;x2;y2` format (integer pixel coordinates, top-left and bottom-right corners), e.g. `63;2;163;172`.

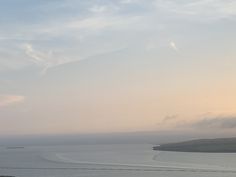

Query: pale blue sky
0;0;236;135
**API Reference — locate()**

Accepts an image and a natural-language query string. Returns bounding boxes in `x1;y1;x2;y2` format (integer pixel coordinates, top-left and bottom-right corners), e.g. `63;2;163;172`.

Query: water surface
0;144;235;177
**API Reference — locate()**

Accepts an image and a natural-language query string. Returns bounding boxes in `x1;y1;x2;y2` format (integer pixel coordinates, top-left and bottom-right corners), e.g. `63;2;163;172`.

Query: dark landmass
153;137;236;153
6;146;24;149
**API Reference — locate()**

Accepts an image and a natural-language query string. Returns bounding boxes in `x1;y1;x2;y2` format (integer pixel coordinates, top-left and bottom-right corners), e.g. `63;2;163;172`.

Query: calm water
0;144;236;177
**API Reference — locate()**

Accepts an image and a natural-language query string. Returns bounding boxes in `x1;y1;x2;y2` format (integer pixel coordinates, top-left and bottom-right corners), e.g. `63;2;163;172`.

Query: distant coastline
153;137;236;153
6;146;24;149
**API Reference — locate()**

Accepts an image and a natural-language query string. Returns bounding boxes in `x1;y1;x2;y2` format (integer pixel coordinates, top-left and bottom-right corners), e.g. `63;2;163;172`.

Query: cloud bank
0;95;25;107
192;116;236;129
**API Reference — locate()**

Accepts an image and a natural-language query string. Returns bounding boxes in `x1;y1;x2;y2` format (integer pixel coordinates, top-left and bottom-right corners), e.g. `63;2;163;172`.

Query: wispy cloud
0;95;25;107
68;16;116;31
89;5;108;13
154;0;236;21
120;0;138;4
162;114;178;122
66;15;142;33
169;41;179;53
2;0;235;75
23;43;126;75
23;43;71;75
24;44;48;65
23;43;52;75
89;4;120;14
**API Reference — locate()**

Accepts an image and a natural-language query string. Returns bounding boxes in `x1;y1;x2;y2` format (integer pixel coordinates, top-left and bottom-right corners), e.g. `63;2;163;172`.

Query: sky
0;0;236;136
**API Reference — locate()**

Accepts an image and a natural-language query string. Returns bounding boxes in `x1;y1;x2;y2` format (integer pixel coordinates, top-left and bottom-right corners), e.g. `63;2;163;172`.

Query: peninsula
153;137;236;153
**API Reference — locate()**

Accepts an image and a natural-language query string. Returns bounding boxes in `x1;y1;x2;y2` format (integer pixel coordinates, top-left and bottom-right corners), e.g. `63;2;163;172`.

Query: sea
1;143;236;177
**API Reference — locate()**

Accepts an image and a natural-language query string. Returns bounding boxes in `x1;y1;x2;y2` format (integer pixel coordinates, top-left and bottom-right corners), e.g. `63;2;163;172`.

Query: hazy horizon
0;0;236;136
1;129;236;147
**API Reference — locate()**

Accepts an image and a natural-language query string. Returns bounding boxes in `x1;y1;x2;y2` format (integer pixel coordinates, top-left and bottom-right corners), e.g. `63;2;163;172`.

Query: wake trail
39;152;236;173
